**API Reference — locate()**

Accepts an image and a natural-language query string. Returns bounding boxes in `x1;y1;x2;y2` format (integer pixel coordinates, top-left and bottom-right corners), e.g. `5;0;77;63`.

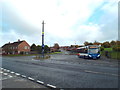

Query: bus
77;45;100;59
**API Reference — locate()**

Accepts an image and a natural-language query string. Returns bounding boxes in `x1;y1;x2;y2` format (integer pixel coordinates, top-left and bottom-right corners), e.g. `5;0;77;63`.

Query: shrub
112;45;120;51
100;47;104;51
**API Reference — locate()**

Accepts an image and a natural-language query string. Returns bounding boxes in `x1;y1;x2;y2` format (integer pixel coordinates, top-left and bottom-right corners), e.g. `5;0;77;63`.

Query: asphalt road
1;68;47;88
1;54;119;88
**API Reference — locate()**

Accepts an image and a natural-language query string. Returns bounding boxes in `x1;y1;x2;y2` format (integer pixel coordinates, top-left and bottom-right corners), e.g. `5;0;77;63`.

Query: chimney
18;39;20;42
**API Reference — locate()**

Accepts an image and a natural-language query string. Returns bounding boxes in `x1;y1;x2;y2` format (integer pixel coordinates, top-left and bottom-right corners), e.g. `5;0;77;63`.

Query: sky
0;0;118;47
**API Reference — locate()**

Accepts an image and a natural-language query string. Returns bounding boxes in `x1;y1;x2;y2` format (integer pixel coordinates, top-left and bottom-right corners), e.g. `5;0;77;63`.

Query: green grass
104;48;112;51
50;52;62;54
2;52;62;57
101;48;120;60
110;51;120;60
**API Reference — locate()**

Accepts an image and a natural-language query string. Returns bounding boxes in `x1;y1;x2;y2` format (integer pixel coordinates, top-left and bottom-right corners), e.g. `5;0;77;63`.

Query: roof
2;41;24;48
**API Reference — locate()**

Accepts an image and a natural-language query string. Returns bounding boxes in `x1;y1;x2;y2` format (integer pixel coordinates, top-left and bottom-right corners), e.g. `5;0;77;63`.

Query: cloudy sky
0;0;118;47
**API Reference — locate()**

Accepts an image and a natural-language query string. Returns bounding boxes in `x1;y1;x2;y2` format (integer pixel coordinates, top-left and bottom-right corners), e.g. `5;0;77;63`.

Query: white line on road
0;71;3;74
47;84;56;88
85;70;119;77
28;77;34;81
3;69;7;71
3;73;8;75
6;70;10;72
10;72;15;74
15;73;20;76
8;75;13;78
36;80;44;84
21;75;26;78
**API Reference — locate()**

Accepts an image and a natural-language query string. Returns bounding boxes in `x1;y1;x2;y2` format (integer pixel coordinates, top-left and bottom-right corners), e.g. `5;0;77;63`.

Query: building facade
2;40;30;55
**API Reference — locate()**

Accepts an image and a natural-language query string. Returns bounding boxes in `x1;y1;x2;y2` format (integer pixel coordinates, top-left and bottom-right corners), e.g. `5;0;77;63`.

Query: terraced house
2;40;30;55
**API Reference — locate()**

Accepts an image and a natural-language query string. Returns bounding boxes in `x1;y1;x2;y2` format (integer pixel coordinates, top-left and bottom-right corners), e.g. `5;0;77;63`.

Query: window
24;46;27;49
27;47;30;49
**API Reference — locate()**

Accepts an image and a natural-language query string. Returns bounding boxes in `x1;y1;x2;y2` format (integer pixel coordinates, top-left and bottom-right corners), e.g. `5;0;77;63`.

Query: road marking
10;72;15;74
28;77;34;81
36;80;44;84
84;70;119;77
2;78;8;80
3;69;7;71
21;75;26;78
15;73;20;76
47;84;56;88
8;75;13;78
3;73;8;75
6;70;10;72
0;71;3;74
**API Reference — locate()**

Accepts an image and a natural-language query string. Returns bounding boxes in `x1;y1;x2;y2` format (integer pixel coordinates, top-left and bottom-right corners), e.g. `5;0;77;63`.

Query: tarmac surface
1;51;119;88
1;68;48;89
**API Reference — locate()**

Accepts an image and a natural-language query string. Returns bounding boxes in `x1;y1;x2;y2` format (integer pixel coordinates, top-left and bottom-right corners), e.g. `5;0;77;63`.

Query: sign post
42;21;45;58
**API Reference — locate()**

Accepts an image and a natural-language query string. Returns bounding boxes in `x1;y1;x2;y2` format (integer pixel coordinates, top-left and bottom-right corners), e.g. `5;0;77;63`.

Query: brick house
2;40;30;55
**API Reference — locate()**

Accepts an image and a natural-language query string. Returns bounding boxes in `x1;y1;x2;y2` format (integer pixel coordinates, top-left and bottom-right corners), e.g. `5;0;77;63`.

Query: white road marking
36;80;44;84
0;71;3;74
85;70;119;77
3;73;8;75
4;69;7;71
1;78;8;80
10;72;15;74
47;84;56;88
6;70;10;72
8;75;13;78
21;75;26;78
28;77;34;81
15;73;20;76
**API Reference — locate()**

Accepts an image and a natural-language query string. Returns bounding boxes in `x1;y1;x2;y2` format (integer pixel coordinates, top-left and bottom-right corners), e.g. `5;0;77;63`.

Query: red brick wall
18;41;30;52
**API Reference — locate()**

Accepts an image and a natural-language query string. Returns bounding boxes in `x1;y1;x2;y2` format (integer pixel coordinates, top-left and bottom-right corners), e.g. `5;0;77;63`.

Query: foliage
100;46;104;51
84;41;93;46
101;41;111;48
31;44;37;51
112;45;120;51
54;43;59;49
31;44;50;54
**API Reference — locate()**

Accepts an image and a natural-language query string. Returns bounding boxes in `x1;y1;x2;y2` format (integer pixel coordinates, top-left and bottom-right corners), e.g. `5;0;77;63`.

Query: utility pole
42;20;45;58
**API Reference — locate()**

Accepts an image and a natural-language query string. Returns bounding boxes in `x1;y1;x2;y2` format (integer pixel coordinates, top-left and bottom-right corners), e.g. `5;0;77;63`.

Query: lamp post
42;21;45;58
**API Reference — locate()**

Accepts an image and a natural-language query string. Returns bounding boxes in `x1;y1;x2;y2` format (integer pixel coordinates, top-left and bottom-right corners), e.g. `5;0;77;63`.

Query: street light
42;20;45;58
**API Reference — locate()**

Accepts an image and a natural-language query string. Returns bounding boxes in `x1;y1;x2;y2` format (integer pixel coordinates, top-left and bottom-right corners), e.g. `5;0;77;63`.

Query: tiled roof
2;41;24;48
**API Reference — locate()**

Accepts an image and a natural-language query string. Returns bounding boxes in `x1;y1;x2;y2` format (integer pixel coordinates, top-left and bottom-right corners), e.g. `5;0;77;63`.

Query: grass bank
101;48;120;60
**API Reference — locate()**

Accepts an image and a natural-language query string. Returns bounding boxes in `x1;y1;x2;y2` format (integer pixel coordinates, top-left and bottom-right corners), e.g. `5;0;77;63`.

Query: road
1;53;119;88
1;68;47;88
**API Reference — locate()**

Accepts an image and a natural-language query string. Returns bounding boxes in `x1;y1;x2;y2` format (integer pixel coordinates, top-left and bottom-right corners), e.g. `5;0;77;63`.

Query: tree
84;41;89;46
44;45;50;53
101;41;111;48
93;41;101;45
54;43;59;49
36;45;42;54
84;41;93;46
31;44;37;51
110;40;116;47
116;41;120;45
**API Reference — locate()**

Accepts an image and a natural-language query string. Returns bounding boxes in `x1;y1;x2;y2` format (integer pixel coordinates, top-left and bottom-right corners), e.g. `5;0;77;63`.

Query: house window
24;46;27;49
27;47;30;49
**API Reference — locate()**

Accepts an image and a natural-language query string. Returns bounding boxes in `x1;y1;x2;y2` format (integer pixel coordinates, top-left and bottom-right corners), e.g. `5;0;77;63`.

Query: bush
100;47;104;51
112;45;120;51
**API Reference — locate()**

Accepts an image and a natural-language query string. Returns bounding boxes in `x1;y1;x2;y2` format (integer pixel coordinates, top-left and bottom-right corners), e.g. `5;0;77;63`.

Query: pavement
1;50;119;88
0;68;49;89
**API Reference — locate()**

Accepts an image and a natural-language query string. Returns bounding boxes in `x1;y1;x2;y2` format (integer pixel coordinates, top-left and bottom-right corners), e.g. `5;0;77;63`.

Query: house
2;40;30;55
